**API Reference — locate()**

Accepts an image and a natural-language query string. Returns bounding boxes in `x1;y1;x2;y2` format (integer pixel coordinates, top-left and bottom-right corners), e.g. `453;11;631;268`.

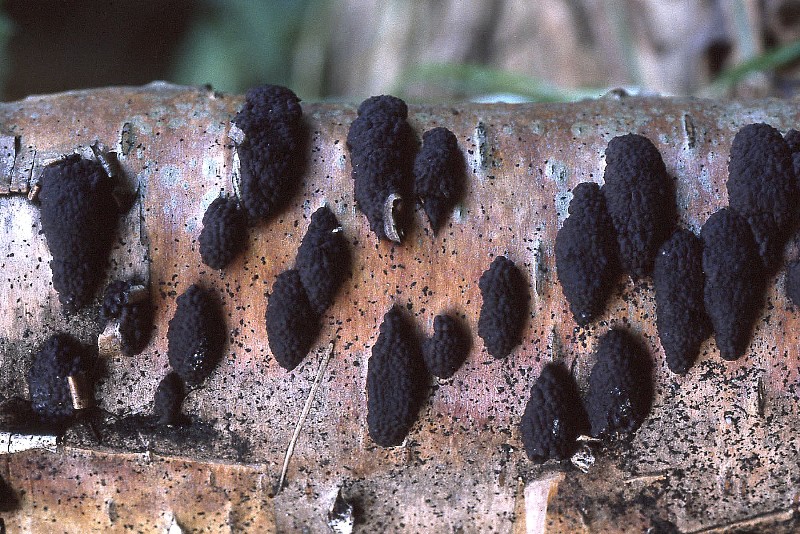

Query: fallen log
0;83;799;532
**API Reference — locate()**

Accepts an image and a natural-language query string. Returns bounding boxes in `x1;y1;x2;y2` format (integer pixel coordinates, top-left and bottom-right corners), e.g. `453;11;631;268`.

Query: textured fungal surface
727;123;797;270
602;133;675;278
153;372;186;425
0;475;17;512
167;284;226;386
266;269;321;371
295;206;350;315
413;127;465;232
585;328;653;437
786;259;800;306
38;154;119;312
477;256;529;359
100;280;153;356
367;306;427;446
520;363;588;462
784;129;800;178
653;229;711;374
701;208;765;361
421;314;470;379
199;196;248;269
233;84;305;222
27;333;87;422
347;95;416;241
555;182;620;326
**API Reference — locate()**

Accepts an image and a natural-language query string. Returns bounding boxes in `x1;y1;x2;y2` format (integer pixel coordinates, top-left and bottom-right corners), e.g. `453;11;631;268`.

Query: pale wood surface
0;84;799;532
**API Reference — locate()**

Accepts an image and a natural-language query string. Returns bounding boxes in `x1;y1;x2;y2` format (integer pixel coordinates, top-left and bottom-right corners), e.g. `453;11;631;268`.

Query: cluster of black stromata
524;123;800;463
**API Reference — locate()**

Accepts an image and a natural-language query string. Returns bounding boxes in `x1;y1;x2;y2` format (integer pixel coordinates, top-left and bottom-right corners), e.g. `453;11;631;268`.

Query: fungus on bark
167;284;226;386
421;313;470;379
701;208;765;361
153;372;187;426
367;306;427;446
477;256;529;359
728;123;798;271
295;206;350;315
413;127;465;232
601;134;676;279
653;229;711;374
555;182;620;326
520;362;589;462
38;154;120;312
585;328;653;438
199;196;248;269
27;333;89;423
100;280;153;356
265;269;321;371
786;259;800;306
233;84;305;222
347;95;416;242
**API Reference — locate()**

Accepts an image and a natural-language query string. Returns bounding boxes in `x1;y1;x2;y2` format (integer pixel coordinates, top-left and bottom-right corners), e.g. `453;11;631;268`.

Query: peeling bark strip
4;85;800;532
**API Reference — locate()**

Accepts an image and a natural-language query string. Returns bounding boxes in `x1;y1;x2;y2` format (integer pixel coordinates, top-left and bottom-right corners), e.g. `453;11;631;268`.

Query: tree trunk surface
1;84;800;532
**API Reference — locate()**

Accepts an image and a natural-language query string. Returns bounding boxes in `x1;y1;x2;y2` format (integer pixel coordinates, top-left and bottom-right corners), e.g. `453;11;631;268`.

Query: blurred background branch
1;0;800;103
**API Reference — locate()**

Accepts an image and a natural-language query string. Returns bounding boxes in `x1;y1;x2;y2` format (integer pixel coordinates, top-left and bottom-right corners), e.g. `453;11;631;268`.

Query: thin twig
276;341;335;494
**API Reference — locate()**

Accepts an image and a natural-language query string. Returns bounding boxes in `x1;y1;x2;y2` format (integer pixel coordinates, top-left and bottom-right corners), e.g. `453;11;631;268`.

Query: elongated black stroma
478;256;529;359
101;280;154;356
167;284;226;386
27;333;88;423
728;123;798;271
701;208;765;361
367;306;427;447
653;229;711;374
585;328;653;437
786;260;800;306
153;372;187;426
602;134;675;279
266;269;321;371
413;127;465;232
422;314;470;379
199;196;248;269
295;206;350;315
233;84;305;222
38;155;120;312
520;363;588;462
784;129;800;178
555;182;620;326
347;95;416;241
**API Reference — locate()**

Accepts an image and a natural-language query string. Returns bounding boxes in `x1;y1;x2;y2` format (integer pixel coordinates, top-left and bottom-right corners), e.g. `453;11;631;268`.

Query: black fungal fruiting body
347;95;416;241
784;129;800;178
27;333;87;422
422;314;470;379
653;230;711;374
153;372;187;425
585;328;653;437
367;306;427;447
555;182;620;326
602;134;675;278
477;256;529;359
520;363;588;462
728;123;797;270
413;127;465;232
233;84;305;222
0;475;17;512
701;209;765;361
199;196;248;269
38;154;119;312
295;206;350;315
786;260;800;306
266;269;321;371
167;284;226;386
100;280;153;356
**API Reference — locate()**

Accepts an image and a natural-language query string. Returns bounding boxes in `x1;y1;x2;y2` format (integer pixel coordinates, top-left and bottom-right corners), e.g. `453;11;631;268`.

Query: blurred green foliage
0;0;11;91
